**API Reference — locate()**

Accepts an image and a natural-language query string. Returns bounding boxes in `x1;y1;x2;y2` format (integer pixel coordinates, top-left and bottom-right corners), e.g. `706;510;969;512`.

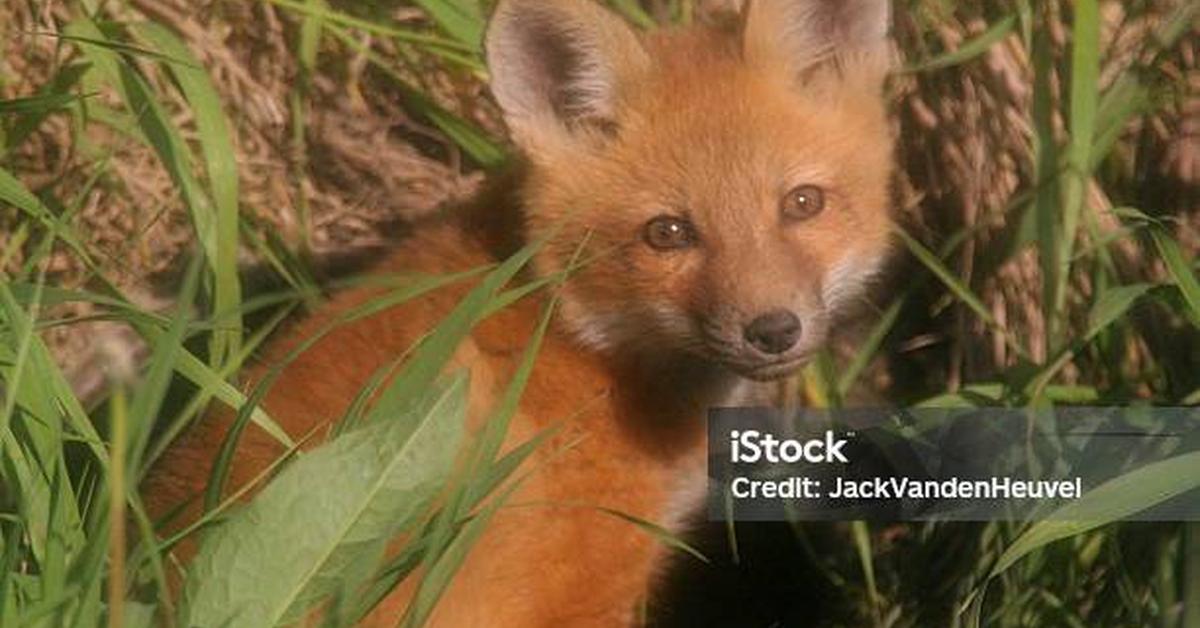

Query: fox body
144;0;896;625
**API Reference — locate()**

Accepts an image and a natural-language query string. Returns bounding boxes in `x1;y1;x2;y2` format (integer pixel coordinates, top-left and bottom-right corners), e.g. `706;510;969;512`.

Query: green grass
2;0;1199;626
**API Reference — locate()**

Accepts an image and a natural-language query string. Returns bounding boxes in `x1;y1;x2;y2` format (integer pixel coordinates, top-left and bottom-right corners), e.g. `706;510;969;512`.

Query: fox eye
781;185;825;221
643;215;697;251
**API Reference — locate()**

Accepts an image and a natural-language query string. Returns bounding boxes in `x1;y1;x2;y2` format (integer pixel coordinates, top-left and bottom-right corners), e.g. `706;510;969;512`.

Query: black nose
743;310;802;355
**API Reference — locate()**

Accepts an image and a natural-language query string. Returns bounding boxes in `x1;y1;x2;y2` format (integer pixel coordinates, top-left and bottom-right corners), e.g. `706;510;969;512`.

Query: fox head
486;0;895;381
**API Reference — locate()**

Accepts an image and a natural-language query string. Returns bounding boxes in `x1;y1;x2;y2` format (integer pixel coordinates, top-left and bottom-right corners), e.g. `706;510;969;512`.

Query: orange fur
143;1;896;625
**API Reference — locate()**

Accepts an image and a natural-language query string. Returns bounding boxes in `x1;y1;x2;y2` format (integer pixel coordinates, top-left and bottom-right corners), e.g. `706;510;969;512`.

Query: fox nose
743;309;802;355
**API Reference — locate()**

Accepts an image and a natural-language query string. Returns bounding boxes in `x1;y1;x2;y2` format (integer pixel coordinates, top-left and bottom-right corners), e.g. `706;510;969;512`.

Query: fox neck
614;351;740;446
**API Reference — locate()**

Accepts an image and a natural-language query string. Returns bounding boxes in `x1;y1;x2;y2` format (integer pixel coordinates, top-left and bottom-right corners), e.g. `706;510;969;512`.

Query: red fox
144;0;896;625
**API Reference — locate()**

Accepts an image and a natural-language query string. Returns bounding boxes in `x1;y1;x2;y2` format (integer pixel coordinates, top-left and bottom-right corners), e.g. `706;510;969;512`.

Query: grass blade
990;450;1200;579
1048;0;1101;349
1151;227;1200;327
0;167;94;268
1030;6;1063;347
413;0;485;50
132;23;244;369
906;14;1017;73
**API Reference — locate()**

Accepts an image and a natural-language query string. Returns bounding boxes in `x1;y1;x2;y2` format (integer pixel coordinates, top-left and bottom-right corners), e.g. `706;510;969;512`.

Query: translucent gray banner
707;407;1200;522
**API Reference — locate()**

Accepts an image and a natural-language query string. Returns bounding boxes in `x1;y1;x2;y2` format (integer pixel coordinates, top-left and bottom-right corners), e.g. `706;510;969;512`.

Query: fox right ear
742;0;893;87
485;0;649;149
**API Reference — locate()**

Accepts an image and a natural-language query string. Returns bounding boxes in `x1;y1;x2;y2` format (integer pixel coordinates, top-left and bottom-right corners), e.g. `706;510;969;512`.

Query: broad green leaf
200;269;484;508
184;373;470;627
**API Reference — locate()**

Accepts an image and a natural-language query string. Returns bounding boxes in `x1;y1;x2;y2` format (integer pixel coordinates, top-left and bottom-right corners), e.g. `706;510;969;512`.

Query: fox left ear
741;0;893;86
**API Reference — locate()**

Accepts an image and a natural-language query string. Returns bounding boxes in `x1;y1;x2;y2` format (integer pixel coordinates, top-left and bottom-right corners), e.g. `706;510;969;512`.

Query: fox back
143;0;897;625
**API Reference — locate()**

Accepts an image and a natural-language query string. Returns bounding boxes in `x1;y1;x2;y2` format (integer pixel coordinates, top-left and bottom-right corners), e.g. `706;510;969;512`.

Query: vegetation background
0;0;1198;626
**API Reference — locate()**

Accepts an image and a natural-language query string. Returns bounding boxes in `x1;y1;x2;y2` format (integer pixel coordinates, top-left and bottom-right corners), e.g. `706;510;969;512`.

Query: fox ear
741;0;892;83
485;0;649;147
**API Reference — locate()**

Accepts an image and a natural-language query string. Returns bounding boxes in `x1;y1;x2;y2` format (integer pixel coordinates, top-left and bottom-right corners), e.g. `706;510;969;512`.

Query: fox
143;0;897;625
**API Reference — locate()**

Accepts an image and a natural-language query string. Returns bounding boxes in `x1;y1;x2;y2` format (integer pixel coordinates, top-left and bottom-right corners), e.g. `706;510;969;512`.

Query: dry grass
3;0;489;394
6;0;1195;404
879;0;1198;398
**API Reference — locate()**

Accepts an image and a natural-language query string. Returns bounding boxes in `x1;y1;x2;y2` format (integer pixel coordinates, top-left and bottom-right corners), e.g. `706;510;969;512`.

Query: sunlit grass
2;0;1198;626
